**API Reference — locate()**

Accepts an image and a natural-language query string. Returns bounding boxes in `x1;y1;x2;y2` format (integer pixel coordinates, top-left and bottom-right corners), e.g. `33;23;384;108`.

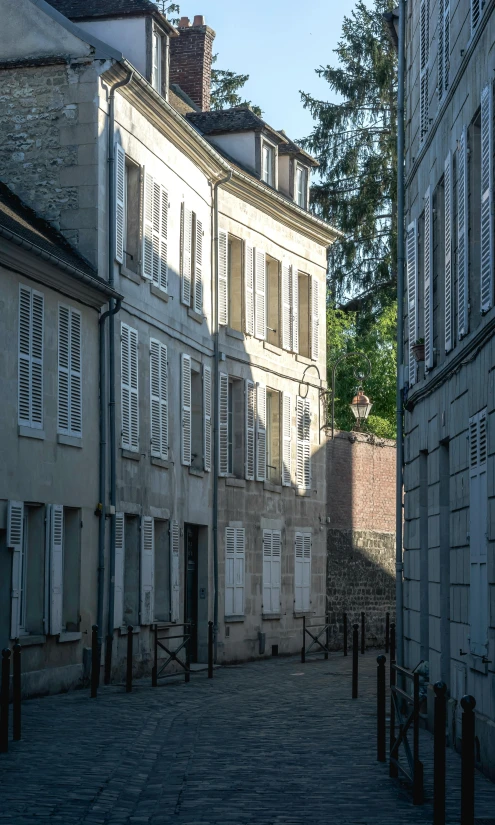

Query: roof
186;107;289;145
277;131;319;168
44;0;178;35
169;84;198;115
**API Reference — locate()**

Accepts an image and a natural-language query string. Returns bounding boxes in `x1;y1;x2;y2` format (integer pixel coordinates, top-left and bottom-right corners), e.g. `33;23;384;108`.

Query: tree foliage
210;56;262;115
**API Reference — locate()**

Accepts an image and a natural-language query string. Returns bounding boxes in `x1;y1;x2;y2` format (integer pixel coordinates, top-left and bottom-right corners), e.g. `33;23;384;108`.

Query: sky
192;0;367;144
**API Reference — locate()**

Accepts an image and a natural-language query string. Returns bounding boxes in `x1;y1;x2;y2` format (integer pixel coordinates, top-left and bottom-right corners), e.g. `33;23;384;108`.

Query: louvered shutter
58;305;70;434
142;171;154;280
218;228;228;326
469;411;488;656
457;127;469;339
438;0;450;99
115;143;125;264
50;504;64;635
181;354;192;465
218;371;229;476
310;276;319;361
121;324;130;448
254;248;266;339
114;513;125;629
244;243;255;335
203;365;212;472
406;222;418;385
150;339;168;460
121;323;139;452
294;532;304;611
18;286;44;429
281;261;292;350
8;501;24;639
292;266;299;353
69;310;82;436
193;217;203;314
302;534;311;611
245;379;255;480
150;180;168;292
181;204;193;306
234;528;245;615
170;520;180;622
424;188;433;370
419;0;430;141
225;527;245;616
296;396;311;489
256;382;266;481
480;85;493;314
140;516;154;625
59;306;82;437
282;392;292;486
444;152;453;353
263;530;281;614
471;0;481;34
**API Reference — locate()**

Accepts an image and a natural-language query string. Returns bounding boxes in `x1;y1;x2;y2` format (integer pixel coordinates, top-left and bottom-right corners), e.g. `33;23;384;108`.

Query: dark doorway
184;524;199;662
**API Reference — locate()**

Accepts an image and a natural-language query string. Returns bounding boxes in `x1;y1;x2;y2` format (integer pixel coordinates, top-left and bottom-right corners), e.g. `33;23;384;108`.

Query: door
184;524;199;662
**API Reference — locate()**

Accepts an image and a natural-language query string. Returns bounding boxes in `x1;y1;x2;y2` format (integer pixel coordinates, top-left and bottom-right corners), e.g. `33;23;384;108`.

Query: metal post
352;624;359;699
151;625;157;687
385;612;390;654
301;616;306;664
208;621;213;678
185;626;190;684
460;695;476;825
377;655;386;762
13;643;21;742
325;614;329;661
126;625;133;693
343;612;348;656
0;649;11;753
433;682;447;825
389;661;398;778
413;672;423;804
361;611;365;654
390;622;396;663
90;625;98;698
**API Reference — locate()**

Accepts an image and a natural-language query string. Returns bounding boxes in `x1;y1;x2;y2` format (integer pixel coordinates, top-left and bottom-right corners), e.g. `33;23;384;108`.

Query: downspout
105;70;133;684
395;0;406;667
212;170;232;663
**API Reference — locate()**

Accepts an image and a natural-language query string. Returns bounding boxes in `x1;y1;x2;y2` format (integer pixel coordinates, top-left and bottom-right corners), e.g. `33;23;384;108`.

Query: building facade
402;0;495;777
0;0;337;693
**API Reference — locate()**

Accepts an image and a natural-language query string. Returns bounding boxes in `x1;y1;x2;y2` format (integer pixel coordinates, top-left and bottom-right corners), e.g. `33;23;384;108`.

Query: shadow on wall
326;430;397;649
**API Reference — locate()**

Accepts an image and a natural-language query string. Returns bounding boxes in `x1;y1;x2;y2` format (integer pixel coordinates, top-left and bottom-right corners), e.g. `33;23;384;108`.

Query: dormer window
152;29;162;93
295;164;308;209
262;142;275;187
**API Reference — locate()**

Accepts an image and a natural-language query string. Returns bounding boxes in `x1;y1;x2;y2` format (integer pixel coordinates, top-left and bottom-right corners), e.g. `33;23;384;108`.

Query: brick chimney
169;15;215;112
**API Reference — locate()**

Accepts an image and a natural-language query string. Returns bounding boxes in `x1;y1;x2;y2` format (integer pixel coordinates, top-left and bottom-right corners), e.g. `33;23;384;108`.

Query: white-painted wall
209;132;257;174
77;17;148;77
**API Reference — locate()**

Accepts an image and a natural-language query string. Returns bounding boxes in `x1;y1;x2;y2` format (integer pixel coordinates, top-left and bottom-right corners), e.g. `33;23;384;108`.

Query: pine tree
210;56;262;115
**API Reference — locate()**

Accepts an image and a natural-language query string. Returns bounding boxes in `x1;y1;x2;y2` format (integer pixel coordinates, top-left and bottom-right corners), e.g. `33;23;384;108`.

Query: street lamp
330;351;372;439
349;389;373;428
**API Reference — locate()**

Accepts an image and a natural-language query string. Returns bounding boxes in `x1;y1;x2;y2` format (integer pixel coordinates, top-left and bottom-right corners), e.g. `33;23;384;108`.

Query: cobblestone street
1;652;495;825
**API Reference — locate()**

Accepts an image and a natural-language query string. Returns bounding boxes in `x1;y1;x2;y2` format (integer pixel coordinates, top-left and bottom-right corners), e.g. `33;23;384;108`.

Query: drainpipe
212;170;232;662
395;0;406;668
104;70;133;684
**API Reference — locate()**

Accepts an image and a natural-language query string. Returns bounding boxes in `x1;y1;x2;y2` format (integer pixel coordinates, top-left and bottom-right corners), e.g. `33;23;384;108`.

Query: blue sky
194;0;367;143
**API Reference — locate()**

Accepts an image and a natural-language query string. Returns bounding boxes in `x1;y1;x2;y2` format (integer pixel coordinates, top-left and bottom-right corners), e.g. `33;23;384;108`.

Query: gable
1;0;95;62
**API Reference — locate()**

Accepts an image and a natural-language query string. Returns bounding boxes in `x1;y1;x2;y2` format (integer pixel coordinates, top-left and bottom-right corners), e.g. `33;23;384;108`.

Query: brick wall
326;431;397;649
169;17;215;112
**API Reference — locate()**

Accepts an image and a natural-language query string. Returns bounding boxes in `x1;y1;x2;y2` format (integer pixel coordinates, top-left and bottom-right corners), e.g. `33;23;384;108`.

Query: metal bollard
385;612;390;654
325;614;329;661
390;622;396;663
90;625;99;698
126;626;133;693
208;621;213;679
377;655;386;762
460;695;476;825
433;681;447;825
389;659;398;778
343;612;348;657
361;611;365;654
0;648;11;753
185;630;191;684
352;624;359;699
13;643;21;741
301;615;306;663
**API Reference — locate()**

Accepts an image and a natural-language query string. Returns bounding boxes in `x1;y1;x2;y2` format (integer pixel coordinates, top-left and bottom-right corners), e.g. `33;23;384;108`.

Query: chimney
169;15;216;111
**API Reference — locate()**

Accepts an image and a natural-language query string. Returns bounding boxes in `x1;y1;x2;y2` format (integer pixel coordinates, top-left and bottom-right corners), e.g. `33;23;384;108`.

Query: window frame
262;141;276;187
152;28;162;94
295;163;308;208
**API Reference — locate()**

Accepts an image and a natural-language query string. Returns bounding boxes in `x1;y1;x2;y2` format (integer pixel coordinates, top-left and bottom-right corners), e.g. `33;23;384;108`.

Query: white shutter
170;520;180;623
58;305;70;434
244;243;255;335
8;501;24;639
263;529;281;614
424;188;433;371
193;216;203;314
282;392;292;487
310;276;319;361
150;339;168;460
245;379;255;480
292;265;299;354
218;228;228;326
218;371;229;477
457;126;469;339
419;0;430;141
121;323;139;452
142;170;154;280
203;364;212;472
150;180;168;292
256;382;266;482
438;0;450;100
18;285;43;429
49;504;64;636
471;0;481;34
480;85;493;314
225;526;245;616
469;411;488;656
302;533;311;611
254;248;266;339
114;513;125;629
296;396;311;490
444;153;453;353
115;143;125;264
58;306;82;437
281;261;292;350
294;533;304;612
140;516;154;625
69;310;82;436
181;203;193;306
181;353;192;466
407;221;418;386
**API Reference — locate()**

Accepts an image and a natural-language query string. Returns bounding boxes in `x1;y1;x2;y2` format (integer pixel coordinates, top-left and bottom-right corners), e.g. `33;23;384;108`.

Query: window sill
225;477;246;488
296;354;312;366
188;308;203;324
264;481;282;494
295;488;312;497
150;284;169;301
262;613;281;621
151;456;169;470
57;434;82;448
122;449;140;461
121;265;141;285
18;425;45;440
224;615;245;623
17;634;46;647
226;326;244;341
189;467;204;478
263;341;282;356
58;631;82;644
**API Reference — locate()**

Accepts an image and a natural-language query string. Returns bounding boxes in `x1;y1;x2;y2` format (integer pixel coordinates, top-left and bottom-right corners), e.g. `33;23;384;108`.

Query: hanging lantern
350;389;373;426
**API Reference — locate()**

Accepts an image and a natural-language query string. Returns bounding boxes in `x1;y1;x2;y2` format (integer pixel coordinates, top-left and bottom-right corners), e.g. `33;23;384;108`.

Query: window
294;532;311;612
170;520;180;622
256;382;267;481
245;379;255;480
471;0;482;35
254;248;266;339
480;86;493;314
18;284;43;430
115;147;142;275
262;142;275;186
227;378;244;477
263;530;281;614
228;235;243;332
281;262;299;352
437;0;449;100
282;393;292;487
296;396;311;490
121;323;139;452
266;389;281;484
295;164;308;208
154;519;170;622
62;508;81;632
58;305;82;438
419;0;430;142
181;205;203;314
8;501;44;638
457;127;469;339
182;356;208;471
152;29;162;93
190;366;202;470
123;514;140;627
468;114;482;324
444;152;453;353
406;221;418;385
469;410;488;657
225;526;245;616
423;188;433;371
266;255;280;347
298;272;310;358
140;515;154;625
143;172;168;291
150;339;168;461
